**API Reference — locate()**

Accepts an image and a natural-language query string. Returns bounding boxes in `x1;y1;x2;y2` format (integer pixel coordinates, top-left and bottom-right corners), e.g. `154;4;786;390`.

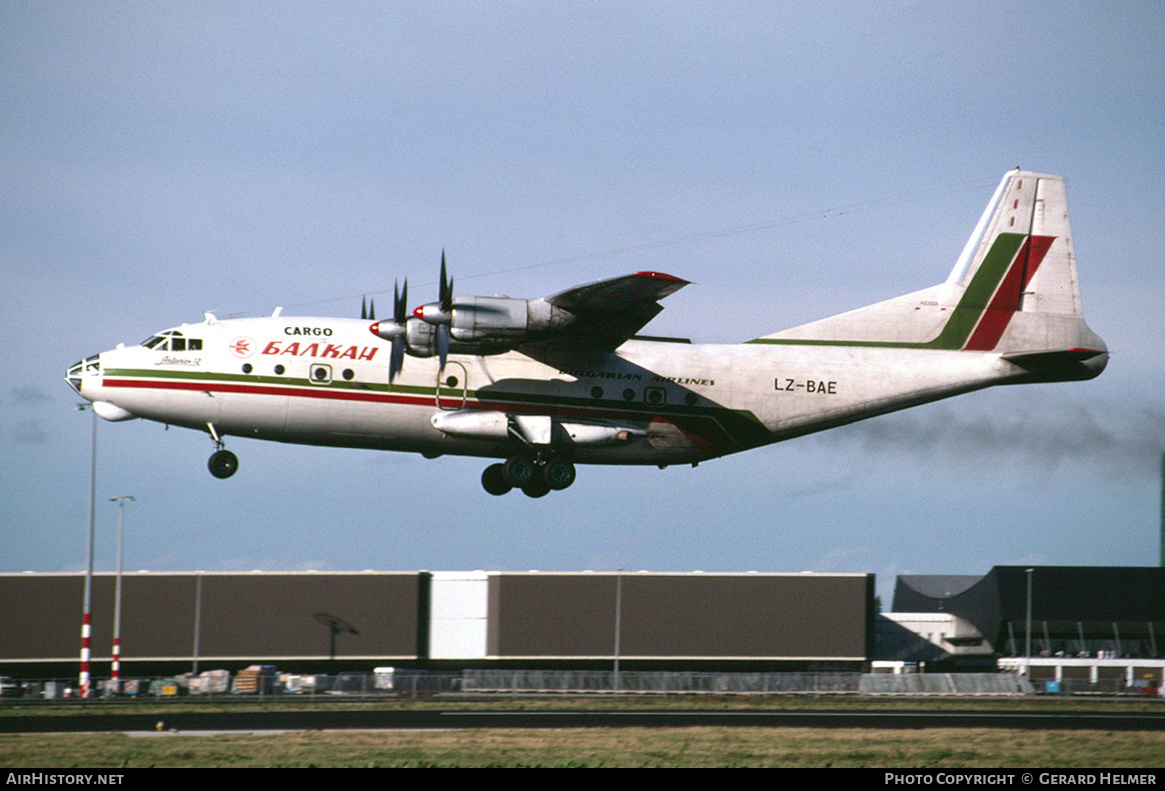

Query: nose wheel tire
208;449;239;479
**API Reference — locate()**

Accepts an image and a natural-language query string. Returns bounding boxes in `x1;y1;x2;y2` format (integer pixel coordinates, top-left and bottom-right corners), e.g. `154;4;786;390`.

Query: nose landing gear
208;449;239;479
205;423;238;479
481;455;577;497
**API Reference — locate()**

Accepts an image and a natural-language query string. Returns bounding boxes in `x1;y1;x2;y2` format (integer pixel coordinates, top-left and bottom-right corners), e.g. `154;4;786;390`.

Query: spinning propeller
368;278;409;383
368;251;455;382
414;251;453;372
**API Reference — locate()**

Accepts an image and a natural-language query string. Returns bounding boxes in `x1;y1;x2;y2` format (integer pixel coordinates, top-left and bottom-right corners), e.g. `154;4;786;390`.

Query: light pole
613;568;623;693
109;496;134;690
193;570;203;676
1025;568;1034;677
75;404;97;698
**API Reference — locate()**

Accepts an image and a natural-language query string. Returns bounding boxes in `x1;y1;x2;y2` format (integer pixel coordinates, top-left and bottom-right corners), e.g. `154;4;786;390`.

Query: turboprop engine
370;252;590;377
414;296;567;354
380;297;558;359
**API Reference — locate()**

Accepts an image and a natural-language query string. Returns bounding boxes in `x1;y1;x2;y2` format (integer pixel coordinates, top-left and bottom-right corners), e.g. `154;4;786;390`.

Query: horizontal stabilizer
1000;347;1109;381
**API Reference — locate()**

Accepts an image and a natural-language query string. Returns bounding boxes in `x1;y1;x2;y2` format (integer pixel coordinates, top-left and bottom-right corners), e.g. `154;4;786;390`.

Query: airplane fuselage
68;313;1070;468
65;172;1109;495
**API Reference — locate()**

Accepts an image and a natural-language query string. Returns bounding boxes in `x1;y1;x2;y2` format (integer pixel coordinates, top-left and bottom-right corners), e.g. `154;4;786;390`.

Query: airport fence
2;670;1070;700
859;673;1034;695
460;670;861;694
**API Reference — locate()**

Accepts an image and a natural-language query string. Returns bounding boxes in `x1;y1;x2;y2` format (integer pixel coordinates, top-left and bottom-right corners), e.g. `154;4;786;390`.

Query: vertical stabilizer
947;170;1083;327
755;170;1105;372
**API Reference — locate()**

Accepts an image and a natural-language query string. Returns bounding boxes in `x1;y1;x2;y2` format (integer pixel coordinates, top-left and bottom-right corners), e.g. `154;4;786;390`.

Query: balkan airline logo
229;337;255;358
261;340;379;361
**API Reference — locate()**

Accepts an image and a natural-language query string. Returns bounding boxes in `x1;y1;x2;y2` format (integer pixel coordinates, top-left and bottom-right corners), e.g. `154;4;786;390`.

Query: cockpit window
141;330;202;351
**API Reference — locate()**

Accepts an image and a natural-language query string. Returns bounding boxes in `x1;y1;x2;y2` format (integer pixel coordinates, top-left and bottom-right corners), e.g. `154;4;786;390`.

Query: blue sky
3;3;1162;603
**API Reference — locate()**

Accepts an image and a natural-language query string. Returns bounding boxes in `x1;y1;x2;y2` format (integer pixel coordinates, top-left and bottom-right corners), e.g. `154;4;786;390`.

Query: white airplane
67;170;1107;497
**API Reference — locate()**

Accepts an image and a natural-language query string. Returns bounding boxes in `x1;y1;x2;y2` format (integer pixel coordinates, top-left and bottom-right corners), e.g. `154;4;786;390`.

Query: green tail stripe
748;232;1026;350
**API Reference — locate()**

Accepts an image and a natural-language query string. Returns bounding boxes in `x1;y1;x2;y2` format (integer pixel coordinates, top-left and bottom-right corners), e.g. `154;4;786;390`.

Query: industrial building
0;570;874;677
885;566;1165;691
4;565;1161;693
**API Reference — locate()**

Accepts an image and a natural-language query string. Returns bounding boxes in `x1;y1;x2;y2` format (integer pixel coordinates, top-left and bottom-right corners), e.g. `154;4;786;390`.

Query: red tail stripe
964;235;1055;351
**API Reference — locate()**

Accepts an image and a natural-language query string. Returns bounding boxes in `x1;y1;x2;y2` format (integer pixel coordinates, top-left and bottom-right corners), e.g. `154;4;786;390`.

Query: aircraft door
436;361;468;410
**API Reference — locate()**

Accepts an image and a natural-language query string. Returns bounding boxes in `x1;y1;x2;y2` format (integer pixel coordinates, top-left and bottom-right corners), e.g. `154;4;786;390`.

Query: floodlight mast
75;404;96;698
109;495;135;687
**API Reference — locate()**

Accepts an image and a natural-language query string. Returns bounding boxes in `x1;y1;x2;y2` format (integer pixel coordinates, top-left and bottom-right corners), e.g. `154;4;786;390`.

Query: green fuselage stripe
102;367;773;450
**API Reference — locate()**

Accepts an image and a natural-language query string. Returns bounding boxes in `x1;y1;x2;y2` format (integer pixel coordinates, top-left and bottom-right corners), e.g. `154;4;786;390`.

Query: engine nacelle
406;297;574;358
404;317;438;358
450;297;531;342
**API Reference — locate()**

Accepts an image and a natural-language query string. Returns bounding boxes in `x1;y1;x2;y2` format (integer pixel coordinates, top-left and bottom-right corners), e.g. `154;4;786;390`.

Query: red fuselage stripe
102;377;740;449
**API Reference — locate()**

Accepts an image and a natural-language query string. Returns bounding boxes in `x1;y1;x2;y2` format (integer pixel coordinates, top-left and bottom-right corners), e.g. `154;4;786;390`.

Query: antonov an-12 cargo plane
67;170;1107;496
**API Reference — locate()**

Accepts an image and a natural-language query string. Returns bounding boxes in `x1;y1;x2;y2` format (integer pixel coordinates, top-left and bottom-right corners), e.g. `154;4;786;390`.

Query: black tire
502;455;536;487
543;459;576;490
521;476;551;498
208;449;239;479
481;463;512;496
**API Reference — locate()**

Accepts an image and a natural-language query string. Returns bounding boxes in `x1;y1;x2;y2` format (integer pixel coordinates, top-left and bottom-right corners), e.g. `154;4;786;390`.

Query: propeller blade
437;323;450;373
361;296;368;321
368;297;375;321
389;336;405;384
394;279;408;325
413;254;454;326
439;250;451;311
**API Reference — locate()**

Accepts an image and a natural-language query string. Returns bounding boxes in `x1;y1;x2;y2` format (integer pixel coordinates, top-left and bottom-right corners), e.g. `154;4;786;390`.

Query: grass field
2;697;1162;768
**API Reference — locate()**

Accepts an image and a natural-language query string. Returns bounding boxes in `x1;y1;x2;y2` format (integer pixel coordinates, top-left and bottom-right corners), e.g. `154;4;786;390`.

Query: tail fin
754;170;1107;376
946;169;1083;348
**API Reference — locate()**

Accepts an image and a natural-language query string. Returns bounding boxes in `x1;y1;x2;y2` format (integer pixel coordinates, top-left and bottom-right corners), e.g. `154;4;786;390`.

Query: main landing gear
206;423;238;479
481;455;576;497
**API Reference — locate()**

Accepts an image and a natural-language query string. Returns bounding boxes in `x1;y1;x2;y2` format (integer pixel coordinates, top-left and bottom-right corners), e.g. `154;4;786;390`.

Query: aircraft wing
534;271;689;352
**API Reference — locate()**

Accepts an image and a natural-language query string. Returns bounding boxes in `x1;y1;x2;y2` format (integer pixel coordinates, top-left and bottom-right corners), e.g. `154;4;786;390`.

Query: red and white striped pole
109;496;133;690
111;636;119;682
79;405;97;698
79;611;91;697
